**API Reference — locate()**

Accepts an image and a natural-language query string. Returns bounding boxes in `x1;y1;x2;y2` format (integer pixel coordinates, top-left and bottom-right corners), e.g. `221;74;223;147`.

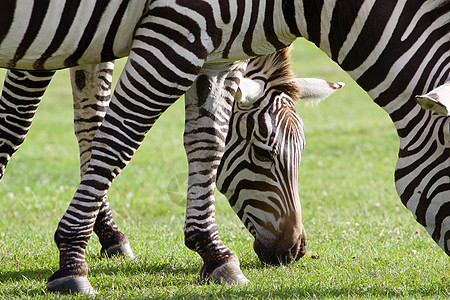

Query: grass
0;38;449;299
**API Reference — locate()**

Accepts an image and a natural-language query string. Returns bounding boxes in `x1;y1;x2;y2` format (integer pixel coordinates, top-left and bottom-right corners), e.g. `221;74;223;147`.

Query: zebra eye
253;145;274;162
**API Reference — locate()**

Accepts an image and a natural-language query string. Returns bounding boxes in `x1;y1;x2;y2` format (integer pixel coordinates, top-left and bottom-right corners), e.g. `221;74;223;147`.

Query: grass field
0;38;448;299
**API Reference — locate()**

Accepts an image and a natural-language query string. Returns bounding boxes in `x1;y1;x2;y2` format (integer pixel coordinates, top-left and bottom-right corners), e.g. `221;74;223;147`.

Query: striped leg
0;67;133;260
47;24;207;293
183;60;249;284
0;70;54;179
70;63;134;259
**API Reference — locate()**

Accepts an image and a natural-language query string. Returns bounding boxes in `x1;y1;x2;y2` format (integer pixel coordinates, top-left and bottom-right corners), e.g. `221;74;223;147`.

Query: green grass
0;38;449;299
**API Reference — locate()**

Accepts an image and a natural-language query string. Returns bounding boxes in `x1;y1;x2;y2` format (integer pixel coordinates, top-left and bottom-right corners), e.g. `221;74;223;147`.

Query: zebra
0;0;448;293
0;19;341;293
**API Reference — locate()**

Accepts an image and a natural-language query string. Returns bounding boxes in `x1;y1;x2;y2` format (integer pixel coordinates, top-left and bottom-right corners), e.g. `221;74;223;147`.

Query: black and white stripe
0;63;135;260
0;0;315;292
0;1;145;70
300;0;450;256
0;0;447;294
217;49;308;265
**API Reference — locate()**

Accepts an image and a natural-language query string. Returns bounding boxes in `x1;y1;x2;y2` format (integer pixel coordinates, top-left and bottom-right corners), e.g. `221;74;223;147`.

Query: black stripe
416;161;450;227
0;1;16;47
263;0;286;50
132;43;199;86
340;0;397;72
220;0;231;24
34;1;82;69
399;114;434;152
243;0;260;56
144;7;208;58
176;0;222;48
223;0;245;58
432;199;450;251
64;0;110;67
101;0;130;61
8;0;51;68
328;0;363;61
395;142;445;210
282;0;301;37
302;0;324;47
370;21;448;117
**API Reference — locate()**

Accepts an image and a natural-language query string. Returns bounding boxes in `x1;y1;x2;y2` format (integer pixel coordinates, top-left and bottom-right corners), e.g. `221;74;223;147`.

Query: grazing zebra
0;27;341;295
0;0;448;294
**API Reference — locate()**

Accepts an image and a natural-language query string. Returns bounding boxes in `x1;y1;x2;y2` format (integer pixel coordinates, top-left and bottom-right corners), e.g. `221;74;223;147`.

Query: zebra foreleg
47;27;208;292
70;63;134;259
183;60;249;285
0;70;54;179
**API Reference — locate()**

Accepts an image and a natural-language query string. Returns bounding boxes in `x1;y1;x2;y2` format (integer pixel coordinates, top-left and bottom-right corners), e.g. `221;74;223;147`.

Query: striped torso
0;0;147;70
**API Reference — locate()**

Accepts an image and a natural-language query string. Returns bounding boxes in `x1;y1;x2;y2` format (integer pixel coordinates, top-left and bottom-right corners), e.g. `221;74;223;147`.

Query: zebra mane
246;46;301;102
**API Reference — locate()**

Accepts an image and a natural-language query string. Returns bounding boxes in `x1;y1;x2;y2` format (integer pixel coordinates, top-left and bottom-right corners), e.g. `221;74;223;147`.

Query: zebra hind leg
70;63;134;259
183;60;250;285
0;70;54;179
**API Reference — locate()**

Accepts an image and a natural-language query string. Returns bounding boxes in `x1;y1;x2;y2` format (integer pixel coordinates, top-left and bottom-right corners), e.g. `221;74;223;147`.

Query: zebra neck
301;0;449;135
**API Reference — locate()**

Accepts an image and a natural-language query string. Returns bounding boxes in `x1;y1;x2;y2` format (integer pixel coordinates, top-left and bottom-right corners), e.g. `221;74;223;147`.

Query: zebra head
217;48;344;265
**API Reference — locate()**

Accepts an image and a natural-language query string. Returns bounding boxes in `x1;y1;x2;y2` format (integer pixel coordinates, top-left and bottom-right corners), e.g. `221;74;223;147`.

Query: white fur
416;81;450;116
235;78;264;107
236;77;344;107
295;78;344;104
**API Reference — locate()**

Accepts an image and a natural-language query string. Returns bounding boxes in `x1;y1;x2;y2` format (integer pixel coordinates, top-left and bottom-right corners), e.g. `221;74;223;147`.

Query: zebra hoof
101;243;135;259
207;262;250;285
47;275;97;294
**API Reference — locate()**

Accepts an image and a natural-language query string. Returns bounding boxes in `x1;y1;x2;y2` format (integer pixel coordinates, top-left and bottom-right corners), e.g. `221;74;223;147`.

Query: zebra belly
0;0;146;70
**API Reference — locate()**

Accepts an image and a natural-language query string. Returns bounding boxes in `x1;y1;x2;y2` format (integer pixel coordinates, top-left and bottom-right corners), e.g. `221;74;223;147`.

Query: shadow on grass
0;259;199;281
0;257;202;297
164;287;449;300
1;259;448;298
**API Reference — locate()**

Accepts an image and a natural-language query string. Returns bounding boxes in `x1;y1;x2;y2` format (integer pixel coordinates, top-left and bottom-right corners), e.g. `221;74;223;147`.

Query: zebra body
308;0;449;255
0;1;146;70
0;0;448;293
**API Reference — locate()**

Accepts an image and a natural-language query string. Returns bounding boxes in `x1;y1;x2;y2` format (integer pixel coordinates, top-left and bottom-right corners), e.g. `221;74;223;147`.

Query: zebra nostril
253;235;306;265
297;235;307;259
279;240;304;264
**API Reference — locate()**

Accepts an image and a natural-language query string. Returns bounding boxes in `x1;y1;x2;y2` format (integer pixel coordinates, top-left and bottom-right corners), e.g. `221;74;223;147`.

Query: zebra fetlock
47;240;94;294
200;251;249;285
95;197;134;259
47;253;94;295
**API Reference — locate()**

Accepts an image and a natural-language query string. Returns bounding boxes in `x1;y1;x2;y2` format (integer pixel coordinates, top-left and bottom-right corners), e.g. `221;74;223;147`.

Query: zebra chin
251;214;307;265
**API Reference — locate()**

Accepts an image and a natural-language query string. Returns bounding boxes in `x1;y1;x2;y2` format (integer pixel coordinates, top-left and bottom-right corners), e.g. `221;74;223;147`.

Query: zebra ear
235;78;264;107
416;82;450;116
295;78;344;105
